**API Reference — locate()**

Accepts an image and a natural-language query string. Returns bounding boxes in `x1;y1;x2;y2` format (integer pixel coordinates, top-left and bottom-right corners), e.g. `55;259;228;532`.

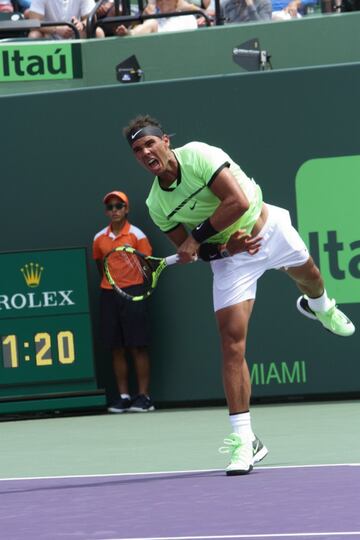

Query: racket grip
164;254;180;266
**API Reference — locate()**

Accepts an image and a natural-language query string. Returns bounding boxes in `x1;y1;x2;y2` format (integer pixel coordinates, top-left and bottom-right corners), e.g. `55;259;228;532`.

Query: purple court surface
0;464;359;540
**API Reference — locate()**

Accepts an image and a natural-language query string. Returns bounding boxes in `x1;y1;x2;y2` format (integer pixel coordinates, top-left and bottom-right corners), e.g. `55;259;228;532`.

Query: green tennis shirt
146;141;263;244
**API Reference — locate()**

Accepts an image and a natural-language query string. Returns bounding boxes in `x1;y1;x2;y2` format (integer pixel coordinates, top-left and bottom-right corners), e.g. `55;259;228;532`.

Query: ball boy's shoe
297;295;355;337
129;394;155;412
107;396;131;413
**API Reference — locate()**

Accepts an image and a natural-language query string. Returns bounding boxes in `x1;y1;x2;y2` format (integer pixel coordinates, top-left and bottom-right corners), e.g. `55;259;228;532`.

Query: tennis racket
104;246;179;301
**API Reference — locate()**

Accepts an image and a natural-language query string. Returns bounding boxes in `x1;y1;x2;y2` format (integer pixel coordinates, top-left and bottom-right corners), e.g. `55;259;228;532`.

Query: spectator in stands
320;0;342;11
93;190;155;413
115;0;198;36
96;0;116;18
95;0;130;36
222;0;272;23
0;0;14;13
272;0;302;19
146;0;212;27
0;0;31;16
340;0;360;11
197;0;216;21
146;0;211;13
17;0;30;14
27;0;104;39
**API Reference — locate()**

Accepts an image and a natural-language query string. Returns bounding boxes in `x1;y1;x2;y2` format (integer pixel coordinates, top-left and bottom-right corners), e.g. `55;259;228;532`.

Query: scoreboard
0;248;105;414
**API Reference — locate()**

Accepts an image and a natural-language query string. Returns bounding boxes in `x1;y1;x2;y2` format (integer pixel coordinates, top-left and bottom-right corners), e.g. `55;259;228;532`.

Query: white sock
120;393;130;399
229;412;254;441
308;290;333;313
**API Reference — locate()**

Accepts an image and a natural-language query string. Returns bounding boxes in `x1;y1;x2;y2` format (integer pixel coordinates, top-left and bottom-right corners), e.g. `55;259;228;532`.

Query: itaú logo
0;46;71;80
296;155;360;305
0;290;75;311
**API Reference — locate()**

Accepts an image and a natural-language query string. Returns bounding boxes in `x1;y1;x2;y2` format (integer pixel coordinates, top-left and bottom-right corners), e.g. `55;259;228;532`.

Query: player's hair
123;114;164;140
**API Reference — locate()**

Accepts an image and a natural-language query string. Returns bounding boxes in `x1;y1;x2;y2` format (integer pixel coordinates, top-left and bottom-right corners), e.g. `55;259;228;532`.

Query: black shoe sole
226;465;253;476
128;407;155;412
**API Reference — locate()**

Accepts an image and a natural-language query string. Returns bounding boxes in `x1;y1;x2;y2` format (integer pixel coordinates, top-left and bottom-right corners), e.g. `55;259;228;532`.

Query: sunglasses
106;202;126;211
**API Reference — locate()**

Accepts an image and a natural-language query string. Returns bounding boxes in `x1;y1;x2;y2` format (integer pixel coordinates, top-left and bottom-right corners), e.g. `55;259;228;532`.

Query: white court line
97;532;360;540
0;462;359;482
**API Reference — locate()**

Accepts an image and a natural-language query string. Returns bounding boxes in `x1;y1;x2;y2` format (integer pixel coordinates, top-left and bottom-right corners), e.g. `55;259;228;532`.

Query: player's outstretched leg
286;258;355;337
297;295;355;337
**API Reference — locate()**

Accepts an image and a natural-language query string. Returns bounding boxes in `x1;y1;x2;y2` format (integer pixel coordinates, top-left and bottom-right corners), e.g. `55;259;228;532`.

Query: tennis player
123;114;355;476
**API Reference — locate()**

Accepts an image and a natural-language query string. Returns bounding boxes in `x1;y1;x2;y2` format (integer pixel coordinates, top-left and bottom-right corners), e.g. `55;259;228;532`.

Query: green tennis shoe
297;296;355;337
220;433;253;476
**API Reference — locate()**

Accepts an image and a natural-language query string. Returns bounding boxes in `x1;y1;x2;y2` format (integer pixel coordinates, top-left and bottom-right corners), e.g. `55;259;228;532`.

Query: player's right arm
166;225;199;264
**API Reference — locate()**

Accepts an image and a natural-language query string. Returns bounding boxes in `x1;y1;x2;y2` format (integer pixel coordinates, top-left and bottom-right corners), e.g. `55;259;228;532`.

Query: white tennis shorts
211;204;309;312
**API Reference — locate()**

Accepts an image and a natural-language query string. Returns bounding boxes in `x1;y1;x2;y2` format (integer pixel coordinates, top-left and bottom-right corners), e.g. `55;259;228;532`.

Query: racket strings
107;251;153;289
129;252;150;279
124;251;153;286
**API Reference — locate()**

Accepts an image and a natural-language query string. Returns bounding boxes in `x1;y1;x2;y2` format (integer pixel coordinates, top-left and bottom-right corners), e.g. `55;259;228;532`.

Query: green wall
0;62;359;404
2;11;360;95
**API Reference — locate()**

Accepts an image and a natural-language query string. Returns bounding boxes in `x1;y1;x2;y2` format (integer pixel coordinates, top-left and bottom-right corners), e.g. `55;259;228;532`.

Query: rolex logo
20;263;44;288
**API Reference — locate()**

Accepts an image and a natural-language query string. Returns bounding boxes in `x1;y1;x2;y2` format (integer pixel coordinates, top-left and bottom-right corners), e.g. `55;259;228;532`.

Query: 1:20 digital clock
1;331;75;368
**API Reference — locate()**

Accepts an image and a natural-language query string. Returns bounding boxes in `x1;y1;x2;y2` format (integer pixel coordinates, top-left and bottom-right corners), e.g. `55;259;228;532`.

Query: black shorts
100;287;150;349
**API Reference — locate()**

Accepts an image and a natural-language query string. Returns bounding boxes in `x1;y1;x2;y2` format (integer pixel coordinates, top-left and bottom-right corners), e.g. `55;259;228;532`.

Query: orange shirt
93;220;152;289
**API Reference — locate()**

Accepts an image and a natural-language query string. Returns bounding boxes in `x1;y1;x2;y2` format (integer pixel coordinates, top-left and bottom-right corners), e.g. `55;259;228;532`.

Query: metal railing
0;19;81;40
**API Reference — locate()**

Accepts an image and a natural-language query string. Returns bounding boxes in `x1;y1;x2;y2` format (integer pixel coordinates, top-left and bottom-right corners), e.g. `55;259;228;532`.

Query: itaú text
0;291;75;310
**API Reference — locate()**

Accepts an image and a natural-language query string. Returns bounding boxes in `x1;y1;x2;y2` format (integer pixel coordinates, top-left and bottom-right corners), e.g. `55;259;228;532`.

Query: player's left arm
177;167;250;262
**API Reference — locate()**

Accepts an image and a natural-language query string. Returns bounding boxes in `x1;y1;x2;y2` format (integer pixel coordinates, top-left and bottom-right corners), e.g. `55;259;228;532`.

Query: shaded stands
1;0;359;41
87;0;360;35
88;10;213;37
0;0;215;41
86;0;216;38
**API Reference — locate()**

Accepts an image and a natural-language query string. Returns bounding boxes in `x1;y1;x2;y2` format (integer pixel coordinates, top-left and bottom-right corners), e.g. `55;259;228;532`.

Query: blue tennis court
1;402;359;540
1;465;360;539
